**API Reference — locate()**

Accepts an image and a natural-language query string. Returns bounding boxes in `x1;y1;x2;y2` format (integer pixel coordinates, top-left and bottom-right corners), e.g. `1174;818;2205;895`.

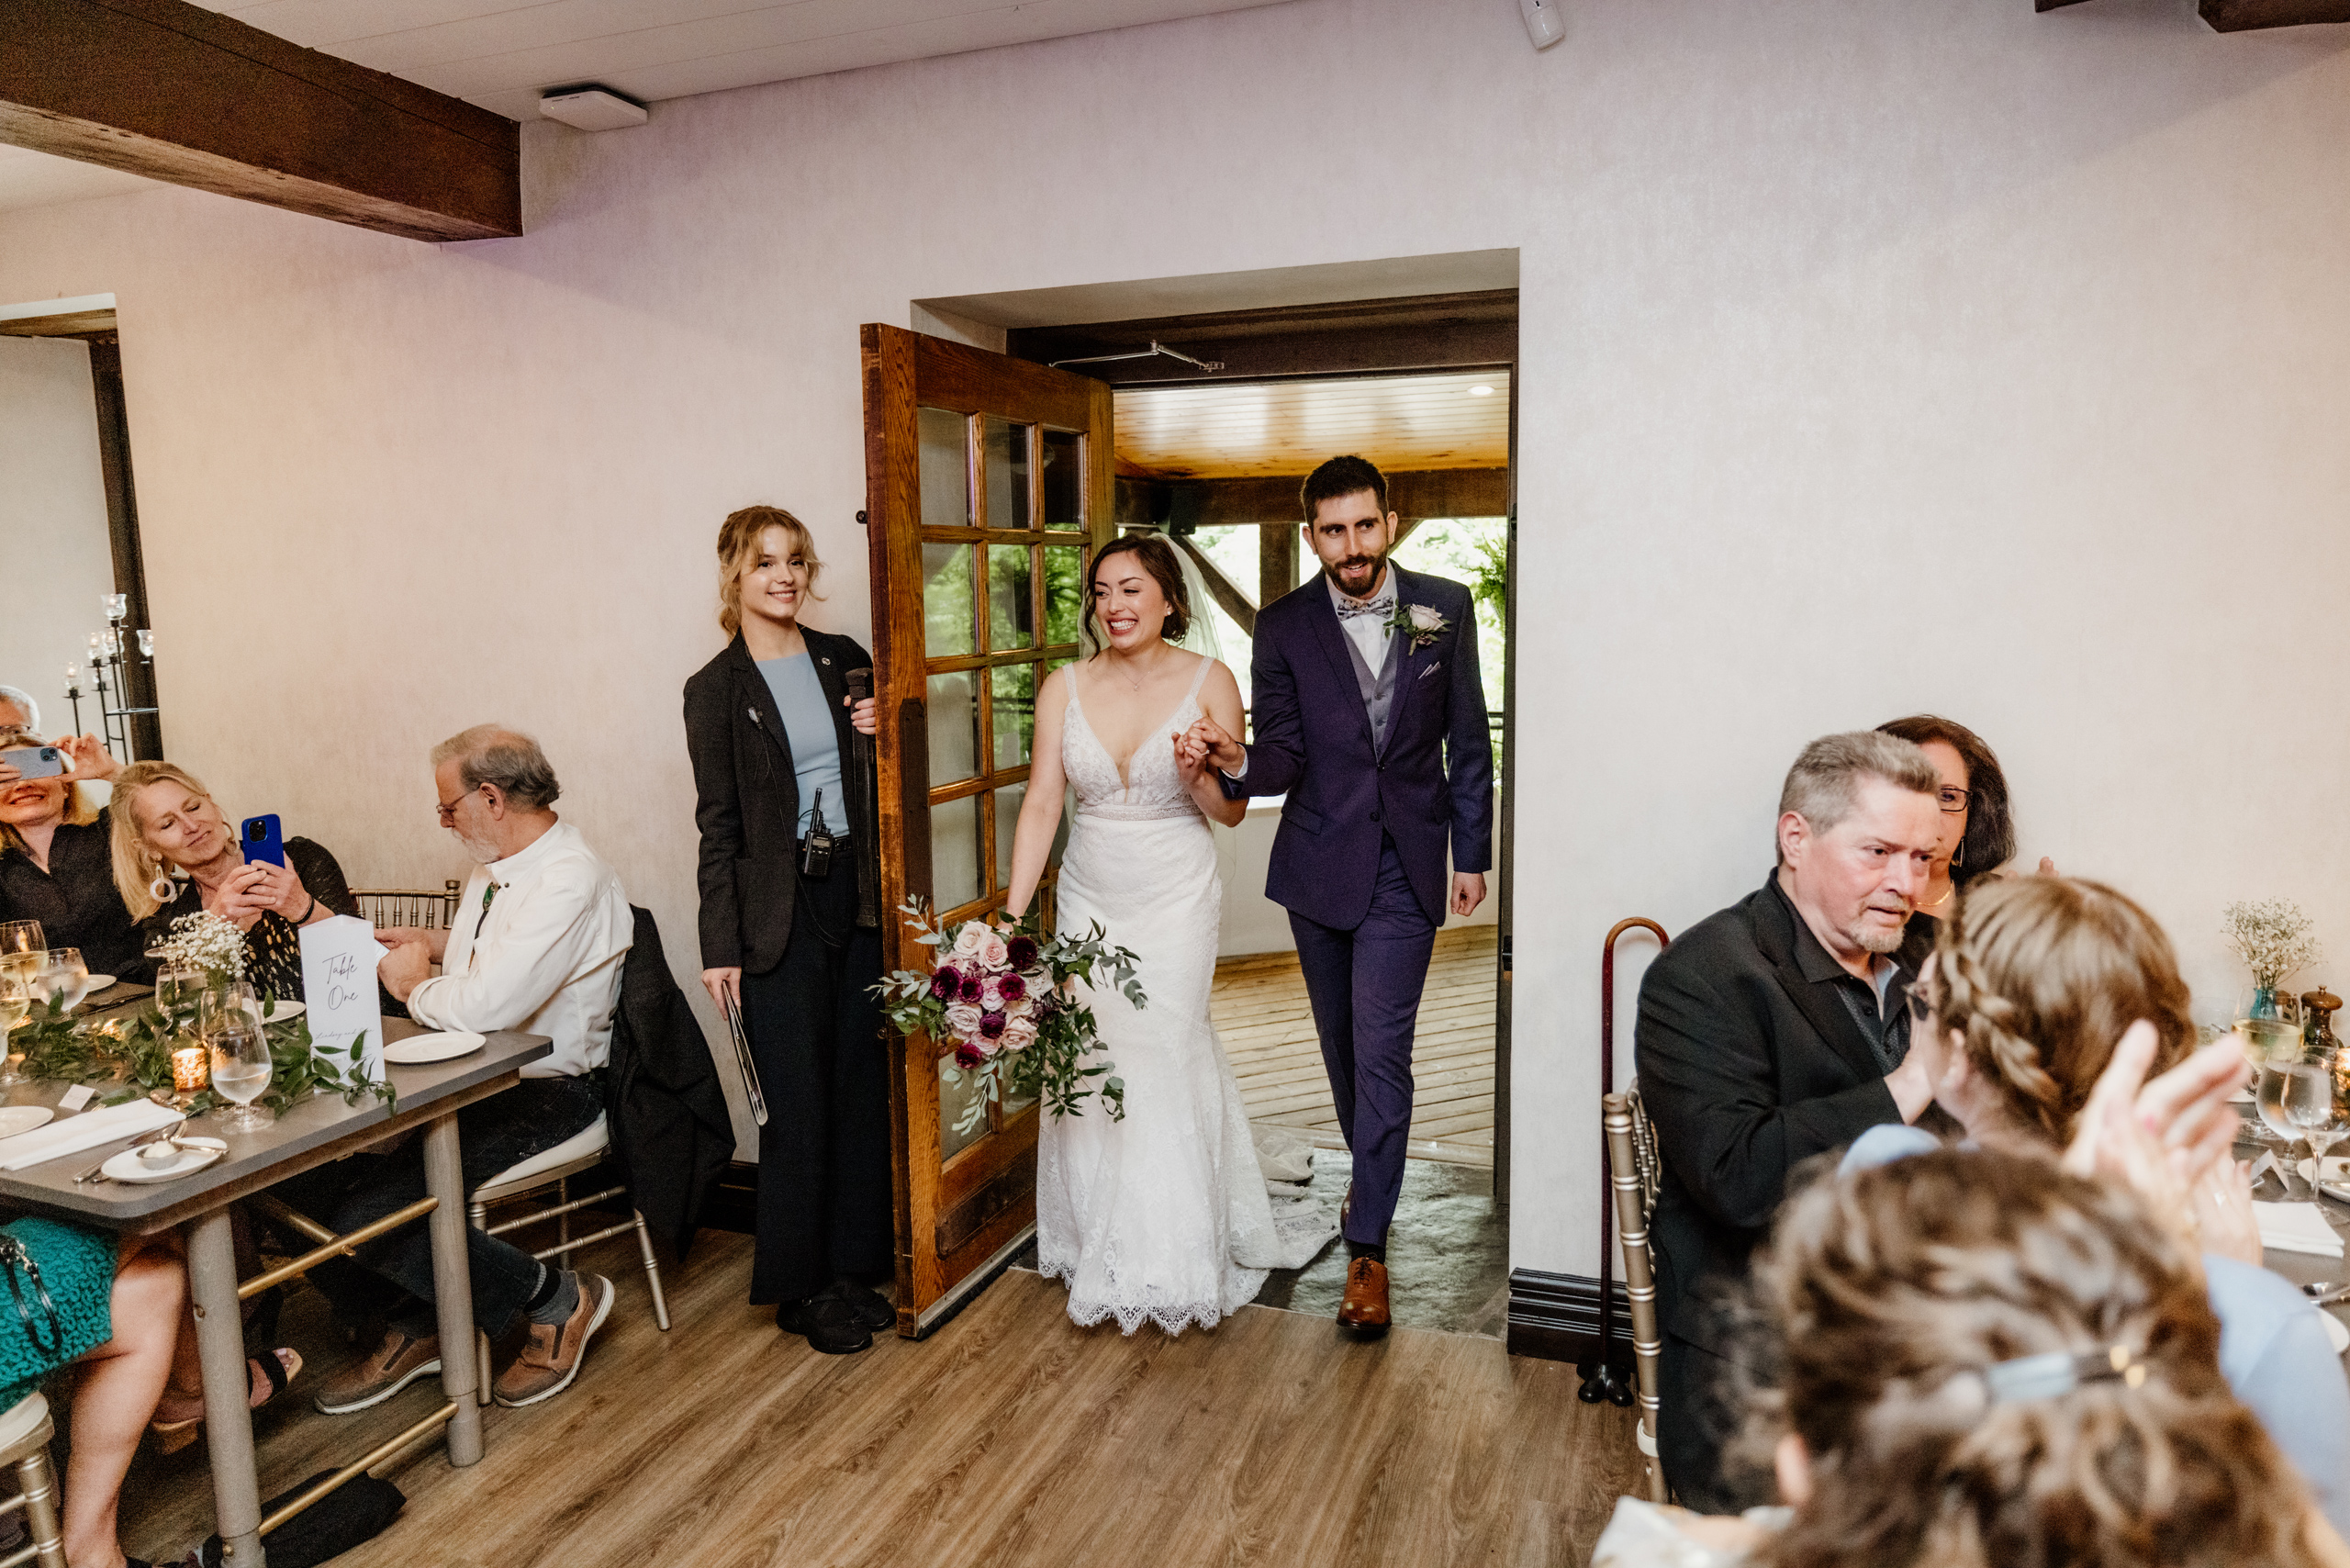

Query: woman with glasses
1845;875;2350;1536
0;730;149;983
1874;715;2049;971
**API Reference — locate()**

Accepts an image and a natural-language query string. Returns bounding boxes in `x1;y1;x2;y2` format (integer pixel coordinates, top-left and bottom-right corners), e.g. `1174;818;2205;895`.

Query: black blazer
1633;870;1905;1353
607;905;735;1259
682;631;878;975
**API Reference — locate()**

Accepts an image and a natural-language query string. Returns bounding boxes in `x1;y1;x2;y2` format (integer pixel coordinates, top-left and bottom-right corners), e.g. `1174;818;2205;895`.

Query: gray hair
431;724;562;812
1777;731;1940;859
0;687;39;734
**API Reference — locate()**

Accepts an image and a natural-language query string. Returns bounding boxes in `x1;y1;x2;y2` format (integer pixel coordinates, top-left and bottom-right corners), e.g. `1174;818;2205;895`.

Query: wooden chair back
350;879;463;930
1604;1086;1668;1503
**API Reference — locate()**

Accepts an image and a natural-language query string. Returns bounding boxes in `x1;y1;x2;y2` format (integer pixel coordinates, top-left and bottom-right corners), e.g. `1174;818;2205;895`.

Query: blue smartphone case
241;814;285;867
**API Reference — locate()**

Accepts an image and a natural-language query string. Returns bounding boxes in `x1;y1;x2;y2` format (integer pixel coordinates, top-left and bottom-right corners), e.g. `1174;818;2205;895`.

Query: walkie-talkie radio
800;786;837;879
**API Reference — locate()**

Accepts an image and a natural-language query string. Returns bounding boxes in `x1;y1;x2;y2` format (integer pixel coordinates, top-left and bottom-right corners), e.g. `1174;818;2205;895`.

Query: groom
1190;454;1494;1335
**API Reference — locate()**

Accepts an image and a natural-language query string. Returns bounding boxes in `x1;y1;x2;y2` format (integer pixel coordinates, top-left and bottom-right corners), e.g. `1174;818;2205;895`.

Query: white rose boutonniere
1385;601;1449;651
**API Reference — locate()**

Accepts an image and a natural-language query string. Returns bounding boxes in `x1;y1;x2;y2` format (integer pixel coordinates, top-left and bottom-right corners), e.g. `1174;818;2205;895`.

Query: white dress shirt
1332;566;1397;672
407;820;632;1079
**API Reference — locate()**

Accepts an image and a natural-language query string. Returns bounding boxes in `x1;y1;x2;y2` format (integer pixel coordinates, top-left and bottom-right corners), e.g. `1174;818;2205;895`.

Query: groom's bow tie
1335;595;1390;621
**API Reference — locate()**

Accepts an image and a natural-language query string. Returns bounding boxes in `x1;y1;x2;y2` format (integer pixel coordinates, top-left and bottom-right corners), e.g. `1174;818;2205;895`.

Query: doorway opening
1016;291;1517;1335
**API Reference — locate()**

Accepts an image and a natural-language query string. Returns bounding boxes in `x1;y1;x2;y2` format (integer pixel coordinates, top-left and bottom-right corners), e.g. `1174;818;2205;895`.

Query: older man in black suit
1635;730;1951;1508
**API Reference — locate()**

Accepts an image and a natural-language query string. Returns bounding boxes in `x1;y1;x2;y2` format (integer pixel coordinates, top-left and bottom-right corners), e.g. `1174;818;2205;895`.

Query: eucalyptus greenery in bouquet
871;900;1145;1136
2223;899;2322;991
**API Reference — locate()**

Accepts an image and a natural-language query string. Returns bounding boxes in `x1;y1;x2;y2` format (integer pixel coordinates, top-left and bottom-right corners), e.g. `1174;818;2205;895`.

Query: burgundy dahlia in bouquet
872;900;1145;1136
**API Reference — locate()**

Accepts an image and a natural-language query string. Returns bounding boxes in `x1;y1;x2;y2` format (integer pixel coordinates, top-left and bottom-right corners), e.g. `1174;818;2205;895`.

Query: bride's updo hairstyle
1753;1149;2317;1568
1083;534;1192;652
1928;877;2195;1146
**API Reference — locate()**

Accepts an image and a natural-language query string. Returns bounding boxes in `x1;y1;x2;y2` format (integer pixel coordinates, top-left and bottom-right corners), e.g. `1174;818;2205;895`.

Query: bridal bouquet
873;901;1145;1136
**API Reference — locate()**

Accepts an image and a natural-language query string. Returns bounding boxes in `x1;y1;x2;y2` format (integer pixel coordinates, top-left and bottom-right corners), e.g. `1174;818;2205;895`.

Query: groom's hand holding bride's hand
1186;717;1245;774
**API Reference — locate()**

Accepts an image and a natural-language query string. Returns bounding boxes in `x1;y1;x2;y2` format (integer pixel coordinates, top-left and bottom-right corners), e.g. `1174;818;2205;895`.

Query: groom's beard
1323;552;1389;601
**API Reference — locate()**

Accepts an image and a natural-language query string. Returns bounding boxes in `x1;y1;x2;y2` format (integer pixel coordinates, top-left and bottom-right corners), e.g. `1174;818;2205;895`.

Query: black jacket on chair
1633;870;1909;1355
608;906;736;1260
682;630;878;976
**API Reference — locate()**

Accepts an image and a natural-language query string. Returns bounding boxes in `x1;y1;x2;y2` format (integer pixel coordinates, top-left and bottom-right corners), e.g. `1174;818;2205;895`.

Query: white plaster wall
1;0;2346;1274
0;337;113;729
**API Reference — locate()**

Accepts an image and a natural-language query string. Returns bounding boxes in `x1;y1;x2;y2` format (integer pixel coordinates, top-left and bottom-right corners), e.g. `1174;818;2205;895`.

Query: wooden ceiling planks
1114;370;1511;481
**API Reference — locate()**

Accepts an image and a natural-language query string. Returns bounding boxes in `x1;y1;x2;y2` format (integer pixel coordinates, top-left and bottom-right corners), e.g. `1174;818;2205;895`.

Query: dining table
0;987;551;1568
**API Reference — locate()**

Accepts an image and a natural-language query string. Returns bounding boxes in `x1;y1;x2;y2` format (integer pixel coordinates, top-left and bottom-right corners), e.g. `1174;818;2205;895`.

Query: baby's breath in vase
2223;899;2321;1020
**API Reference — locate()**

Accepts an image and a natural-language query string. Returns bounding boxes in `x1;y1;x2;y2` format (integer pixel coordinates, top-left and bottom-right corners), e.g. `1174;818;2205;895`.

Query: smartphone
0;746;65;780
241;814;285;867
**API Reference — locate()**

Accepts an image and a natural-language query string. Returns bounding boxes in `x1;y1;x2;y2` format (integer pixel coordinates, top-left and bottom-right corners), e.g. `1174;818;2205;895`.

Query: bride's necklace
1103;644;1169;693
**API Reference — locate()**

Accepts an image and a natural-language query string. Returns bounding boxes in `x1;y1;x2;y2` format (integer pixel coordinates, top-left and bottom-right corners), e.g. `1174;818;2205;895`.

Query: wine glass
31;948;90;1013
153;962;201;1023
0;921;43;986
201;994;273;1133
2287;1047;2350;1193
0;970;28;1088
2237;1012;2306;1159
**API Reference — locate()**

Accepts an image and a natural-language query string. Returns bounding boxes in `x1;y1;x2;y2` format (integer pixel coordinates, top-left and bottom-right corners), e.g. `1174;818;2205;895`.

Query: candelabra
62;594;160;761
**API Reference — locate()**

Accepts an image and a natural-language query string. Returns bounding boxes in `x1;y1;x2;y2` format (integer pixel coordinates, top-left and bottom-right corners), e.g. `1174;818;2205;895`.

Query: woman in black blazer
683;505;891;1354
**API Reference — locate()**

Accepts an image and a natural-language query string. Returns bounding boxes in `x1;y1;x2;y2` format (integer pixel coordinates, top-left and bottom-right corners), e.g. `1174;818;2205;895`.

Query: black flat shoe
825;1279;895;1332
776;1293;872;1354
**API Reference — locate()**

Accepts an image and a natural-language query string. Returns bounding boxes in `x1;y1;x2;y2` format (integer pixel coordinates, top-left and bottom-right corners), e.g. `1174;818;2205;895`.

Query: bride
1006;533;1333;1333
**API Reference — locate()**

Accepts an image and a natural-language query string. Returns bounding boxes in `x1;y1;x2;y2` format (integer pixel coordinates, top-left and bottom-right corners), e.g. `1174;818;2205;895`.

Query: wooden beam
1114;468;1510;532
1259;521;1297;610
1167;533;1257;637
1011;290;1516;386
0;0;521;242
2199;0;2350;27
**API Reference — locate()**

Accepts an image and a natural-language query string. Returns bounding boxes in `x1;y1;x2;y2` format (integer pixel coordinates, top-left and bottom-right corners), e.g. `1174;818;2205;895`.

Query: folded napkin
0;1098;184;1172
2255;1201;2346;1259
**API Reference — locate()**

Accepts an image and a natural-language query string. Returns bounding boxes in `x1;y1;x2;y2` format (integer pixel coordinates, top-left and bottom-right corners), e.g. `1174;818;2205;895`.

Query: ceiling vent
539;86;648;132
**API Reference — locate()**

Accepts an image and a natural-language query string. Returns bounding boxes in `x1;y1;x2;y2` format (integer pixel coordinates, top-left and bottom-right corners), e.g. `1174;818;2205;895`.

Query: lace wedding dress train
1035;656;1337;1335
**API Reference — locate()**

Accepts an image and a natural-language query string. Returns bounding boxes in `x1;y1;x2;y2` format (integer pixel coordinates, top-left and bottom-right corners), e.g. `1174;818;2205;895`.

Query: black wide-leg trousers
741;864;894;1305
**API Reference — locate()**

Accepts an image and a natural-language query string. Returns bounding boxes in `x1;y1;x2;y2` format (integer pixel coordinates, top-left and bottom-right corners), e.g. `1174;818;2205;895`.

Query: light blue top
756;654;842;838
1841;1124;2350;1535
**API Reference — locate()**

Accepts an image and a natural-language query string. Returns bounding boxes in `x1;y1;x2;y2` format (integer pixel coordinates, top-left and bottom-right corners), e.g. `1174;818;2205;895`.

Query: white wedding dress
1036;654;1337;1334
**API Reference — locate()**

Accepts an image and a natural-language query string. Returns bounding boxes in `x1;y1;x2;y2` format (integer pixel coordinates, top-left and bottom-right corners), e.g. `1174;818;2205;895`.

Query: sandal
150;1348;301;1455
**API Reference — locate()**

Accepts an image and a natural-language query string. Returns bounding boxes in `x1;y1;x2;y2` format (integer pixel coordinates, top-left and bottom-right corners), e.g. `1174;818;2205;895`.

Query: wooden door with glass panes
861;324;1111;1333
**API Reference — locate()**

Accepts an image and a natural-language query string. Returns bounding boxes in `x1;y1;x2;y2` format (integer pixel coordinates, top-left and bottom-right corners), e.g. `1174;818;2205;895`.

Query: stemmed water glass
0;970;28;1088
31;948;90;1014
200;987;273;1133
0;921;43;986
2237;996;2306;1180
2288;1044;2350;1199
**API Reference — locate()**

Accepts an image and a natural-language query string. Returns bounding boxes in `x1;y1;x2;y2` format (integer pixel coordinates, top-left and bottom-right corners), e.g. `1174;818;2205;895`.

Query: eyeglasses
1937;787;1973;814
435;785;486;824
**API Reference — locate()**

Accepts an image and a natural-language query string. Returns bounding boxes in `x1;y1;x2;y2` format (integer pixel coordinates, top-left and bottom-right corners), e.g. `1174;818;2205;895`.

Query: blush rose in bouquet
872;899;1145;1136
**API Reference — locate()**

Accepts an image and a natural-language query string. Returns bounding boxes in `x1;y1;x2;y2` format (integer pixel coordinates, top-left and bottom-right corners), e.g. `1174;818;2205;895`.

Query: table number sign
299;916;390;1078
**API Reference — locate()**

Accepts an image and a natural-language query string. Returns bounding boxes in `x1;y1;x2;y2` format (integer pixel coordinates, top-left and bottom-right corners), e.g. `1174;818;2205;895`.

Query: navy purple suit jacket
1221;565;1494;928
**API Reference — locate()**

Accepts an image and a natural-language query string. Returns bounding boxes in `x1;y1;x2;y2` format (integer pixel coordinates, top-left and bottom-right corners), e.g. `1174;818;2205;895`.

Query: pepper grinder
2305;986;2343;1055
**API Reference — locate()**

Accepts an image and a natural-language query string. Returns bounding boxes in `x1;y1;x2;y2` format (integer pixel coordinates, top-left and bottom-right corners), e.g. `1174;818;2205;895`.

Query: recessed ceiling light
1468;385;1495;397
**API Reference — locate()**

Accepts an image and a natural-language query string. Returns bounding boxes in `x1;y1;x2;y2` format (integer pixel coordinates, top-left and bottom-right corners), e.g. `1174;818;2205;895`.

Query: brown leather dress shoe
1337;1256;1390;1336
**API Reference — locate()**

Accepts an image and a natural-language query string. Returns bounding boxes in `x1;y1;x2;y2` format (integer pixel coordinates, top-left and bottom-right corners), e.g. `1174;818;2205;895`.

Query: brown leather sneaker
314;1328;441;1415
495;1273;613;1408
1337;1257;1391;1336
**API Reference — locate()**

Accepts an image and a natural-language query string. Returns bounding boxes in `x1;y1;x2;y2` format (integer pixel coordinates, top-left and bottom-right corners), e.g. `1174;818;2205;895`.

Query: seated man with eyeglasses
1632;731;1952;1513
298;726;632;1416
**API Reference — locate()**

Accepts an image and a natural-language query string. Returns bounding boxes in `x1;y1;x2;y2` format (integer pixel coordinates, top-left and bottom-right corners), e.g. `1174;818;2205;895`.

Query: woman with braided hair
1594;1150;2350;1567
1834;875;2350;1534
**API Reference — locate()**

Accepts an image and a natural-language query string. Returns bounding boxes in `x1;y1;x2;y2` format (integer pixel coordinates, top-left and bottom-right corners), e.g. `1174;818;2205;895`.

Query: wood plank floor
1217;926;1497;1166
122;1232;1639;1567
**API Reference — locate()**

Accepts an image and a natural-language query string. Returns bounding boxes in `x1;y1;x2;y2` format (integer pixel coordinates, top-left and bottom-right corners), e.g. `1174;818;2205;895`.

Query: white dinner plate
259;998;306;1022
2230;1085;2255;1103
79;974;118;997
2323;1312;2349;1357
384;1031;486;1065
100;1137;226;1184
0;1107;54;1140
2299;1157;2350;1186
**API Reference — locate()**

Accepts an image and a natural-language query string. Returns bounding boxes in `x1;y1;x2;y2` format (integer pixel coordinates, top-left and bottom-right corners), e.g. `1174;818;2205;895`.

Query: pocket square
1417;662;1443;680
